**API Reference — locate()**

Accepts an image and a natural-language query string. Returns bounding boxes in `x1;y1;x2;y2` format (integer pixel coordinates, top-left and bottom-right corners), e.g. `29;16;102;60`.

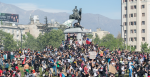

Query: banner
62;19;75;27
89;51;97;59
0;13;19;22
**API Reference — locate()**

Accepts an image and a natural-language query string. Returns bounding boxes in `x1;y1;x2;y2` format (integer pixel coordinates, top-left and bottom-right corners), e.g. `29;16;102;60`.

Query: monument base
64;27;91;43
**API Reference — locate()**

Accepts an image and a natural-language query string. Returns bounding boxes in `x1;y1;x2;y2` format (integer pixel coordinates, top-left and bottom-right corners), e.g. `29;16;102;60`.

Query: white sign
89;51;97;59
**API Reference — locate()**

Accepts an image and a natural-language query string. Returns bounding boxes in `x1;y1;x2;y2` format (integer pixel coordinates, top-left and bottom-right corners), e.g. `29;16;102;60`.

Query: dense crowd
0;33;150;77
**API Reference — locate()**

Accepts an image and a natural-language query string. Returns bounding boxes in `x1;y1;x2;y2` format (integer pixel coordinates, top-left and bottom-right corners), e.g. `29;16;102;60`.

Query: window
142;37;145;41
131;14;133;17
124;38;126;41
123;0;127;3
123;14;127;18
142;21;145;25
134;13;137;17
141;5;145;9
124;22;127;26
130;30;133;33
131;6;133;9
130;22;133;25
142;13;145;17
142;29;145;33
134;29;136;33
131;38;133;42
134;37;137;41
134;45;136;49
125;6;127;10
130;14;133;17
124;30;127;33
134;5;136;9
134;21;136;25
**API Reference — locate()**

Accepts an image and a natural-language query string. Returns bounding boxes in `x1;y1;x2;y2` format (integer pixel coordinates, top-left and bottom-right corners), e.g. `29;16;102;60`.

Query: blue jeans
32;60;35;66
53;67;57;75
129;69;132;77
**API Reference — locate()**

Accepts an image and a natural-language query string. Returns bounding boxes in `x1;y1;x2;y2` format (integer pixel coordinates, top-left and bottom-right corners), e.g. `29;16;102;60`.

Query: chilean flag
86;38;92;44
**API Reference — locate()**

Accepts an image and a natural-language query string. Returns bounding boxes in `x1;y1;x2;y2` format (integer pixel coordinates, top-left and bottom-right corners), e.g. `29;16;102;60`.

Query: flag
86;38;92;44
62;19;75;27
22;57;26;64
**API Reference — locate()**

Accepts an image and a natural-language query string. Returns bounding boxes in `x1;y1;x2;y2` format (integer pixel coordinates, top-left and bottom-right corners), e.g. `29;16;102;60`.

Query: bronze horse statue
69;6;82;24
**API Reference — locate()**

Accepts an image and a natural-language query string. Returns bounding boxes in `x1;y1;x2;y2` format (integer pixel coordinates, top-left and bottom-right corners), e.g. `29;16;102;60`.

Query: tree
93;35;100;44
36;33;45;50
38;29;65;48
23;32;38;50
98;34;124;51
1;31;17;51
141;42;149;52
116;32;121;39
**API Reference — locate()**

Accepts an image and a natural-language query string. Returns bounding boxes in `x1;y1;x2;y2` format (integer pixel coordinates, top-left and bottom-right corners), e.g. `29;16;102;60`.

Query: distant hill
0;2;121;37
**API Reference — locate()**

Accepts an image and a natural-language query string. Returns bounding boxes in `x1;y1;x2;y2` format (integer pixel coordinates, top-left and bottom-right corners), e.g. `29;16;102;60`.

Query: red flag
22;57;26;64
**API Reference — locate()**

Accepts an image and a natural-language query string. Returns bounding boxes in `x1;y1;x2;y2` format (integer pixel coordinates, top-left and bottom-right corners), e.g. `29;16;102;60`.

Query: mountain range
0;2;121;37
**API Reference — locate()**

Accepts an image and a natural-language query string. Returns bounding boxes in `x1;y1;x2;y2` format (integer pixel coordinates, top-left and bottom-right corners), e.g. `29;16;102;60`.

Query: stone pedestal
64;27;91;43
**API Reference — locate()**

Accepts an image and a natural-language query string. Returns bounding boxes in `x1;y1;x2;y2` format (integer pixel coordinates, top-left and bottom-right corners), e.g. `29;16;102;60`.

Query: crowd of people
0;33;150;77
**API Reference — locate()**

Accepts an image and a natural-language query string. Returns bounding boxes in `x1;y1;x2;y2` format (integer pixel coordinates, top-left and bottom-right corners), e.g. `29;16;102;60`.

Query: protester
0;34;150;77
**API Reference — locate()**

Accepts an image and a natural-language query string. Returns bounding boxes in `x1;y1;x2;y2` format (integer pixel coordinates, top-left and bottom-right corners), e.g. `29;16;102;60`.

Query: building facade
0;15;61;41
121;0;150;51
92;28;110;39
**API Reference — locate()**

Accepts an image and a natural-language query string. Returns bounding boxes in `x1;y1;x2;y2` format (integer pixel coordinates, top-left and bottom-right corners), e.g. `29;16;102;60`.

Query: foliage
86;33;93;39
22;32;37;50
125;45;136;52
141;42;149;52
93;35;100;44
0;30;17;51
38;29;65;49
95;34;124;51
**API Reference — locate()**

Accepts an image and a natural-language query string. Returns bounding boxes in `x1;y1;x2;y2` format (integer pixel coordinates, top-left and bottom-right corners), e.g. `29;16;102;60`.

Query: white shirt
70;40;73;45
129;62;132;69
22;50;25;54
93;68;98;76
140;58;143;64
11;52;13;55
25;50;27;54
121;66;125;74
128;56;131;60
79;41;82;45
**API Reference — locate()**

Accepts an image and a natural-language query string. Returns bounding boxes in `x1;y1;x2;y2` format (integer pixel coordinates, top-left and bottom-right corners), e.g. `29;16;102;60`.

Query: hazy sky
0;0;121;19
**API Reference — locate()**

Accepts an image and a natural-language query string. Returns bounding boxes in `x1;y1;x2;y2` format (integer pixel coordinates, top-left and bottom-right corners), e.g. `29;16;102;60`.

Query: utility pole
44;16;48;32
